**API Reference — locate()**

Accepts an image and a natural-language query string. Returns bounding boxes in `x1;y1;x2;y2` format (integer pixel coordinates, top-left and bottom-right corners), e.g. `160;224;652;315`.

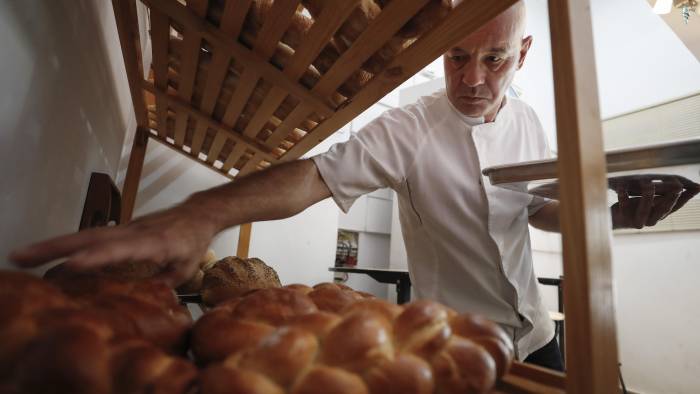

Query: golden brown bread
177;249;217;294
201;256;282;306
0;270;197;393
195;286;512;394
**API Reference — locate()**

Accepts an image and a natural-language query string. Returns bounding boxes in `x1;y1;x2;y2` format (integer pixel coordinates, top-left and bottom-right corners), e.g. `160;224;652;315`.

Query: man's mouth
459;96;487;103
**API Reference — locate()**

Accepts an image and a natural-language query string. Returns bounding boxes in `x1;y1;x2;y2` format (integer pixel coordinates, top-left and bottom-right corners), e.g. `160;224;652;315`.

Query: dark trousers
524;336;564;372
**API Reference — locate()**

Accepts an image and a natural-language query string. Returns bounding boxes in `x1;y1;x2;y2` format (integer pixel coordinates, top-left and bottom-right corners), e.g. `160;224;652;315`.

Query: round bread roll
449;313;515;377
393;301;453;359
364;354;434;394
233;288;318;326
321;310;394;373
200;364;284;394
192;311;276;364
430;336;496;394
201;257;282;306
291;365;369;394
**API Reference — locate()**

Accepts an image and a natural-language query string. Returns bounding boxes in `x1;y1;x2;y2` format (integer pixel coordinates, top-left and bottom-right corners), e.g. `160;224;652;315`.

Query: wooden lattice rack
113;0;520;217
113;0;624;392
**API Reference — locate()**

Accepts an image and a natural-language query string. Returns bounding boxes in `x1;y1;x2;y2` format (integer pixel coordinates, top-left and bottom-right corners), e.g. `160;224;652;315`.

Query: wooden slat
236;223;253;258
237;152;262;177
313;0;431;96
190;51;232;153
549;0;619;393
120;127;149;223
150;8;170;138
173;0;207;146
142;81;276;162
223;0;299;142
507;362;566;389
266;0;430;150
496;375;565;394
220;74;258;128
111;0;148;128
142;0;334;117
241;88;287;138
264;103;311;149
190;0;252;155
206;132;228;165
220;0;253;35
149;134;236;181
197;0;299;155
222;143;248;173
282;0;519;160
253;0;300;59
243;0;359;139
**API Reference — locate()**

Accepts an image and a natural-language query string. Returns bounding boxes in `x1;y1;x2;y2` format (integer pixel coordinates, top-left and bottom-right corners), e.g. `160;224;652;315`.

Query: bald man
21;1;693;371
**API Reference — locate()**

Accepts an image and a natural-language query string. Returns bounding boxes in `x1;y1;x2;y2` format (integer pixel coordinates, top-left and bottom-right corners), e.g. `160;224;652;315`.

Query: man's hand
610;174;700;230
8;159;332;286
9;202;219;287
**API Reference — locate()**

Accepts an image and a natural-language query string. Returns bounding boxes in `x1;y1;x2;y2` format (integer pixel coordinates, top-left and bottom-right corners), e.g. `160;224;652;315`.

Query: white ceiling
645;0;700;62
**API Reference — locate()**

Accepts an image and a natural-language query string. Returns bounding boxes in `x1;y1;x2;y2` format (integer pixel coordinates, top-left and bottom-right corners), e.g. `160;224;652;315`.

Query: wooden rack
112;0;625;392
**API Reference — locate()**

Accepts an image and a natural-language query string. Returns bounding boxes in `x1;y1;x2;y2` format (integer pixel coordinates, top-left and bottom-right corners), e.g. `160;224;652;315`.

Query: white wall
127;140;241;262
0;1;134;272
613;231;700;394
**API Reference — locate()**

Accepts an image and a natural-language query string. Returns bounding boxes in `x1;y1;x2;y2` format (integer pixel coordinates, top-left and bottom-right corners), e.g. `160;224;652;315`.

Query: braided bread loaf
193;283;513;394
0;271;197;394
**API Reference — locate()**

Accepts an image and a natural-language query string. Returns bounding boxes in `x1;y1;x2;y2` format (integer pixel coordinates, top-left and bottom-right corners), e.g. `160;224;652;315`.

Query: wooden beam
282;0;519;160
548;0;619;393
120;127;149;223
141;81;276;162
111;0;148;128
236;223;253;258
150;8;170;138
147;133;236;181
172;0;207;147
142;0;334;118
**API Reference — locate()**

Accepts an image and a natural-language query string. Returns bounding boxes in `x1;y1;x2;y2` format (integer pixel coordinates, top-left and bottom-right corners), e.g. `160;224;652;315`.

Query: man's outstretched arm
9;159;331;285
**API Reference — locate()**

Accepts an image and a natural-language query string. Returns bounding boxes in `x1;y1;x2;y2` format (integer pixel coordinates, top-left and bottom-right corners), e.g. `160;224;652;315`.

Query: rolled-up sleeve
312;107;423;213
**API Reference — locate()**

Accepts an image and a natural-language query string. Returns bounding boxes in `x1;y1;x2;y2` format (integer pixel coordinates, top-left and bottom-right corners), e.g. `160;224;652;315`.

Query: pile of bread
0;255;513;394
159;0;451;164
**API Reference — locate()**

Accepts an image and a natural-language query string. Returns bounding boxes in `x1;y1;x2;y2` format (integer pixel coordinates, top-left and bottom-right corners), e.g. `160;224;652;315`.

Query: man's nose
461;61;485;87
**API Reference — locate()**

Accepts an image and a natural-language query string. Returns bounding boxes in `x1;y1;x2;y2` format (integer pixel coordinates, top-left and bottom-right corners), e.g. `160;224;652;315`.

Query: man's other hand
610;174;700;230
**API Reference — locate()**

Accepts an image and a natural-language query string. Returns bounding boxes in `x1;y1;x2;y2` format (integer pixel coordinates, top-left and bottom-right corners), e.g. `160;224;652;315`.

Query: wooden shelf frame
112;0;626;392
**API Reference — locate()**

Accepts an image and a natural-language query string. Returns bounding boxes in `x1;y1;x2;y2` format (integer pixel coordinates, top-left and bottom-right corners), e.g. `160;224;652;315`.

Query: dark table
329;267;412;304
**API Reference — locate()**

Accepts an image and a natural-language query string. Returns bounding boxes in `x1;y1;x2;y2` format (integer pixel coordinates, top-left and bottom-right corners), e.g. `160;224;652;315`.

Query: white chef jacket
312;89;554;360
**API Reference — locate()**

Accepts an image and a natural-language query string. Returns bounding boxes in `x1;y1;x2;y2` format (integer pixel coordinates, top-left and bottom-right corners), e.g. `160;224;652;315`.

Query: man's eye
450;55;466;62
487;56;503;63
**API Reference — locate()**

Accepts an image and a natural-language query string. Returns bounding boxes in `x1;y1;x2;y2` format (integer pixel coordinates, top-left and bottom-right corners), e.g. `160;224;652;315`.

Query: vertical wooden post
548;0;620;393
112;0;150;223
120;127;149;223
236;223;252;258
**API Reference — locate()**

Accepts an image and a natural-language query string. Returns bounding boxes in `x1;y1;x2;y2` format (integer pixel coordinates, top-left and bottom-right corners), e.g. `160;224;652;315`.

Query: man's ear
517;35;533;70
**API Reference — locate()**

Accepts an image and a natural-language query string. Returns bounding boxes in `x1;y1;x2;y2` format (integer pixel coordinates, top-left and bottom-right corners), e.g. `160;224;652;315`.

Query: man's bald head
443;1;532;121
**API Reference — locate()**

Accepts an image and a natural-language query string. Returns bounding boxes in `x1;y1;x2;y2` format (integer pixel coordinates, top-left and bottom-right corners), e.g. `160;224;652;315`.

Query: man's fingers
153;262;194;288
667;186;699;217
66;241;142;270
634;184;655;229
9;227;125;268
647;192;680;227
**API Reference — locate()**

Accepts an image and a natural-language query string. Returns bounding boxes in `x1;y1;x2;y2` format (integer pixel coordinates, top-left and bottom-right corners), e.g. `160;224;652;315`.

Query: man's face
444;13;532;121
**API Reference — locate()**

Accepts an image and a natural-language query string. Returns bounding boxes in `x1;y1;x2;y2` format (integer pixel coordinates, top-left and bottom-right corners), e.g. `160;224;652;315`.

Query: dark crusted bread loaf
201;257;282;306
